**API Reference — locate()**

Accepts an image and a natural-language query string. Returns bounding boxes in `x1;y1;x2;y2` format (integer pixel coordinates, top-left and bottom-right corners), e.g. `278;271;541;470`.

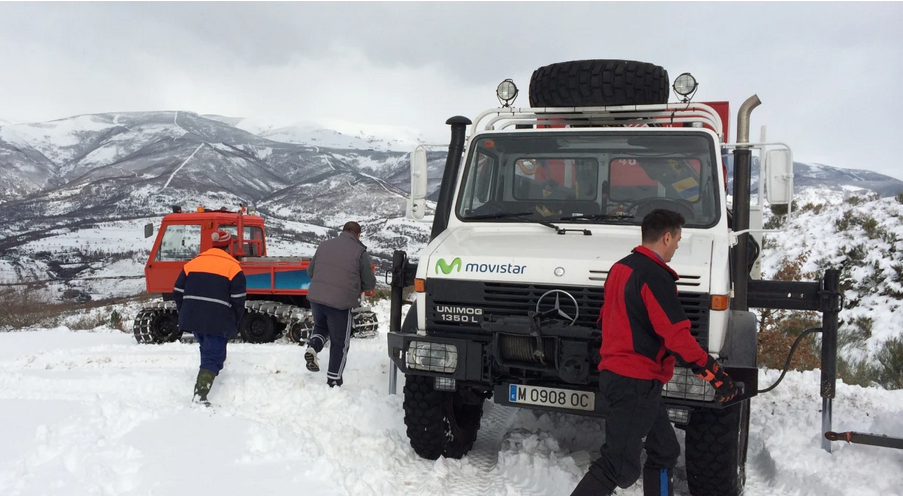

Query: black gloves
693;355;740;402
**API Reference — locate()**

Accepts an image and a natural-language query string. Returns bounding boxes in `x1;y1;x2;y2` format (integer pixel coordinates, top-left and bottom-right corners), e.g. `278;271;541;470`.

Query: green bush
837;356;880;388
110;309;123;330
876;337;903;390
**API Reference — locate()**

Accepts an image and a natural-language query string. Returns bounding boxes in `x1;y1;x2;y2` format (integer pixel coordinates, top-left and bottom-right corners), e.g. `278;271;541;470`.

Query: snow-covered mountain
726;156;903;200
0;111;444;297
1;110;902;304
204;115;425;153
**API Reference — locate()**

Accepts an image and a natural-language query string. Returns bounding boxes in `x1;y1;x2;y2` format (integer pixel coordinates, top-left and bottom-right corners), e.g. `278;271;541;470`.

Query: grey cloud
0;2;901;177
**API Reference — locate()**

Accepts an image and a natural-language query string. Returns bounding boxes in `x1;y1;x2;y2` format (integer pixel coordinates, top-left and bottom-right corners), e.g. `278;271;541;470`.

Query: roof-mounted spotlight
673;72;698;102
496;79;519;108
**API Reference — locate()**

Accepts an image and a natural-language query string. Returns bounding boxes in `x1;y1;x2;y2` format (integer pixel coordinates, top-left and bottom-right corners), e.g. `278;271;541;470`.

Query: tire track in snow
405;403;549;496
163;143;205;189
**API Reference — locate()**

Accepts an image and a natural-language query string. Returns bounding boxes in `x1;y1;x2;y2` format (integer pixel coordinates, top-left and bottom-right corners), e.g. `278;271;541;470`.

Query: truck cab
144;206;267;295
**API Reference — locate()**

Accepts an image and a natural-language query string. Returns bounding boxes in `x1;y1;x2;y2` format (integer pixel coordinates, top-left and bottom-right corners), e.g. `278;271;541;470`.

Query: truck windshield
455;132;721;227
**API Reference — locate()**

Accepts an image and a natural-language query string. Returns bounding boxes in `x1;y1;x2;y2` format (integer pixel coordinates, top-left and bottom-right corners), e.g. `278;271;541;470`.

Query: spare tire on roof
529;59;670;107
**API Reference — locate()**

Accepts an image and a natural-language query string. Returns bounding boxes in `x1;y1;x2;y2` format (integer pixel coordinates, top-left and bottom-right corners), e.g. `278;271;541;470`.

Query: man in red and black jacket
571;209;738;496
174;230;246;406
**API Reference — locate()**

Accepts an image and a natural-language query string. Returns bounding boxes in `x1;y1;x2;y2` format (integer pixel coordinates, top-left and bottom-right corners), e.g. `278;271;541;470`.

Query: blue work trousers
194;333;228;374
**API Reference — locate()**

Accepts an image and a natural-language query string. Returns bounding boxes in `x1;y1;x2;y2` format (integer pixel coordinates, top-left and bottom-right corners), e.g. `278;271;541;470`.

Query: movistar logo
435;257;462;275
435;257;527;275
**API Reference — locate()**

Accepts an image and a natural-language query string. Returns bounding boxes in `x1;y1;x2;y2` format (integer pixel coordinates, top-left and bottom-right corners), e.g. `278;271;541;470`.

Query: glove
693;355;739;403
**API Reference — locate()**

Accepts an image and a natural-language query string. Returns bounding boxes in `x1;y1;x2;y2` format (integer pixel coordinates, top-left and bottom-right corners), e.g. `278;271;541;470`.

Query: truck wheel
352;310;379;339
133;308;181;344
685;400;750;496
529;59;669;107
239;311;277;343
288;319;313;344
403;375;483;460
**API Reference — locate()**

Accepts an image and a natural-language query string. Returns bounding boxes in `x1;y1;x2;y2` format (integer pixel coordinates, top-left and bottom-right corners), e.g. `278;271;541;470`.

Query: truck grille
426;280;709;349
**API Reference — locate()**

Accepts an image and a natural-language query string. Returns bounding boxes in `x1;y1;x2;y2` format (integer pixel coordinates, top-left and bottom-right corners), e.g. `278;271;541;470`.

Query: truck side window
219;225;264;257
155;224;202;261
461;149;498;212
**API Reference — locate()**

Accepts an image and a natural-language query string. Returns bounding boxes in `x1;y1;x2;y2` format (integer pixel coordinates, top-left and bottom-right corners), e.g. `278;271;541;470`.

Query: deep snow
1;300;902;496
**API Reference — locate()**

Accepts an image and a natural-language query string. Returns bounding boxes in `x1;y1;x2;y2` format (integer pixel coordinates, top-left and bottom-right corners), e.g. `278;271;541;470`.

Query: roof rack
471;103;724;141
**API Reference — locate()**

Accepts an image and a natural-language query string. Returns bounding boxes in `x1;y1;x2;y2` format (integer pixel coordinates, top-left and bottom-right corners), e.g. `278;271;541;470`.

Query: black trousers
308;302;352;382
571;370;680;495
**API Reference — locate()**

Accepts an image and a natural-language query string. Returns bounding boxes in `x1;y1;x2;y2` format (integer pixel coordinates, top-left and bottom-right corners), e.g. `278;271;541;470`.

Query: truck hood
424;225;713;292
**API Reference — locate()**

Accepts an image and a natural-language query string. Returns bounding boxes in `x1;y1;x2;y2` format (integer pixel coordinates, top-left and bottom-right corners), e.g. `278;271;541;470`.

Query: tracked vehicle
134;205;378;344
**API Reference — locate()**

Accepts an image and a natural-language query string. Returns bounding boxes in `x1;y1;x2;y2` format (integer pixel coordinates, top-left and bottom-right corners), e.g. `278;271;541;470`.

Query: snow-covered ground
1;300;902;496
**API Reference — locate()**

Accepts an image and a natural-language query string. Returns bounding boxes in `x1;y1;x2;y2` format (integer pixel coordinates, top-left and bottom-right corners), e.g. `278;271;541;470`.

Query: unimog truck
386;59;843;496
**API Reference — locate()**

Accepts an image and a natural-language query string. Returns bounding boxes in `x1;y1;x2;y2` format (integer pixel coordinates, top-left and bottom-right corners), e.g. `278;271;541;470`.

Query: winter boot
193;369;216;406
643;466;673;496
305;347;320;372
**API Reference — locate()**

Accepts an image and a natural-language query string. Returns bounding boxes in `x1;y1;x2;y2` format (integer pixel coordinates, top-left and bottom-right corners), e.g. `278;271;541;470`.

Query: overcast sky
1;2;901;178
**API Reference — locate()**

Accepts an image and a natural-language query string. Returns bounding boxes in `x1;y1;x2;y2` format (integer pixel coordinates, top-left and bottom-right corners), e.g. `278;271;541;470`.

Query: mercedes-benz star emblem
535;290;579;326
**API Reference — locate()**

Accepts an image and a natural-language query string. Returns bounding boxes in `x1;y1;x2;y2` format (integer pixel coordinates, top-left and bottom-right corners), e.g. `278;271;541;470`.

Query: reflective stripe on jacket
174;248;246;337
597;245;708;383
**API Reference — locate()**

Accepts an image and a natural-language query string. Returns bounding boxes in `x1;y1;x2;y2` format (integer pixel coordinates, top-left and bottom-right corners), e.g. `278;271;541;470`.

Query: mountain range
1;110;901;300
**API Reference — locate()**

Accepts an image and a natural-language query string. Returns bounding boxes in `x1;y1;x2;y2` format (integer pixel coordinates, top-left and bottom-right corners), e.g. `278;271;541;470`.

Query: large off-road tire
238;311;277;343
403;375;484;460
685;400;750;496
529;59;670;107
133;308;182;344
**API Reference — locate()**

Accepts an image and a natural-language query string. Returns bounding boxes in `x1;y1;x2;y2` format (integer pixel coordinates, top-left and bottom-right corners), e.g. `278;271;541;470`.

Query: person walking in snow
570;209;740;496
304;221;376;387
173;230;246;406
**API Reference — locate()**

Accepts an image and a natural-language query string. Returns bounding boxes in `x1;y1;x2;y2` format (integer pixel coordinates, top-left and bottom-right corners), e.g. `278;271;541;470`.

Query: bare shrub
0;283;59;330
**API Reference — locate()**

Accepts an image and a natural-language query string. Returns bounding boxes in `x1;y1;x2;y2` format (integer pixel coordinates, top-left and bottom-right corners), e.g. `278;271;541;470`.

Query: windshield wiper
557;213;635;222
463;211;561;232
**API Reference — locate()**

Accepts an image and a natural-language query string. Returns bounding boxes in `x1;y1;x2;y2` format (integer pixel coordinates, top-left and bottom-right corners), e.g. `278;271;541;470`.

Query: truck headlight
673;72;697;97
406;341;458;373
662;367;715;402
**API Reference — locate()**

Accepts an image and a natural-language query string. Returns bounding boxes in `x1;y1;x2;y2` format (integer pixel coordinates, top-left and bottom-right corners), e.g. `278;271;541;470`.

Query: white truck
386;59;842;496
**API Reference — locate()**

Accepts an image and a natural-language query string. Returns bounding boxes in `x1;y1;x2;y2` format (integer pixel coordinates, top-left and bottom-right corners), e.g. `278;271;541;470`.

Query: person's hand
694;355;740;403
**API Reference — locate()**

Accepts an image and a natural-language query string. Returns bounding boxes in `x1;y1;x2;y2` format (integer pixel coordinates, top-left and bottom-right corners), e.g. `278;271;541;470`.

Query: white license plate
508;384;595;412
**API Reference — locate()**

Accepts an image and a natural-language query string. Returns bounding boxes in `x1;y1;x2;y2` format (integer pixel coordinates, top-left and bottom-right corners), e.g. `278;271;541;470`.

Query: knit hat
211;230;232;247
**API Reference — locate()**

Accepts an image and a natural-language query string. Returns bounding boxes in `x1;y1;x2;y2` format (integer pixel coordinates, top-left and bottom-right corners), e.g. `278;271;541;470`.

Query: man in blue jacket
304;221;376;387
174;230;246;406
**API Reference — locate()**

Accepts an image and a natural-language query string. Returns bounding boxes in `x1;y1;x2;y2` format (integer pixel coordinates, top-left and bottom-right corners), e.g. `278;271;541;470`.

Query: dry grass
0;283;151;332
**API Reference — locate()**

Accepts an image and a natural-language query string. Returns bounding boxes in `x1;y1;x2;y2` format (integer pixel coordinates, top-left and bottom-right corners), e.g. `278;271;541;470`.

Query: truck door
146;223;202;294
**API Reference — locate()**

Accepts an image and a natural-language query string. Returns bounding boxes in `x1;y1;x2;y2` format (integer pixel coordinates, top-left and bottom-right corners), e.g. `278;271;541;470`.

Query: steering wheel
629;197;695;220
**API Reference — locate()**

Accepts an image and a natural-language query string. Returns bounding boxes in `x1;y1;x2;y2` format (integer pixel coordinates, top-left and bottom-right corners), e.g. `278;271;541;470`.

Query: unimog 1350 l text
386;59;842;496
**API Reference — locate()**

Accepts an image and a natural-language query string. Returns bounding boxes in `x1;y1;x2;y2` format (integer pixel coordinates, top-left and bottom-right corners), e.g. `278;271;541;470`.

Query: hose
757;327;823;394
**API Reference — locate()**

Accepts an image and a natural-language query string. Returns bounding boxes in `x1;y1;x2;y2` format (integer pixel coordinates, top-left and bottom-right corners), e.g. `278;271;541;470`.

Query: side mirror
407;146;428;220
765;148;793;205
144;223;154;239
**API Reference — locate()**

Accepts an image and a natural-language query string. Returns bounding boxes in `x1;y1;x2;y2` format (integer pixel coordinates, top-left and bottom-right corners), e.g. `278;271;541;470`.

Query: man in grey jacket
304;221;377;387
